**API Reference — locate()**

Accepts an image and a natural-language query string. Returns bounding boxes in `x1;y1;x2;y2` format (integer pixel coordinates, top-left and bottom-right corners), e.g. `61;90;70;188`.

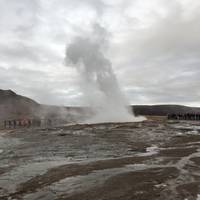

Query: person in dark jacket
28;119;31;127
8;120;12;128
13;120;16;128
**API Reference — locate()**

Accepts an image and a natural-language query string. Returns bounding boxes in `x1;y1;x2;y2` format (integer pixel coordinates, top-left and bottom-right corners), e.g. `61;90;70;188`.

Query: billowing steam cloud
65;24;144;123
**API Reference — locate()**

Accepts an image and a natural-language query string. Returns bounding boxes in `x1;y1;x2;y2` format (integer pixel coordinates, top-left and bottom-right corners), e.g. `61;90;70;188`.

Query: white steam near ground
65;24;145;123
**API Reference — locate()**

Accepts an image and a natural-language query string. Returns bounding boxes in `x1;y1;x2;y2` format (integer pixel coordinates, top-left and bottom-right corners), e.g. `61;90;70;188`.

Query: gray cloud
0;0;199;106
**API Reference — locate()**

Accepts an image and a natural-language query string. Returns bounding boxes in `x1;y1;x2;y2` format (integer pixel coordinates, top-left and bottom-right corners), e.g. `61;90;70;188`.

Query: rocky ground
0;120;200;200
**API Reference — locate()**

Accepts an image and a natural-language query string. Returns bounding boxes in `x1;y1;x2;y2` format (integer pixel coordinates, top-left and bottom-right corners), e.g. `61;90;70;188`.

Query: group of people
167;113;200;120
3;118;52;129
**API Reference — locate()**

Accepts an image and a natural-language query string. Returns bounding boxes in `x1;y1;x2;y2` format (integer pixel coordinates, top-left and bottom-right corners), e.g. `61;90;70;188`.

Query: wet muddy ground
0;120;200;200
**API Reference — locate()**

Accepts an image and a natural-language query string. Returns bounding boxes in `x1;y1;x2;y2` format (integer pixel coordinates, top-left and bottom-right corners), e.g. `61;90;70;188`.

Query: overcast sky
0;0;200;106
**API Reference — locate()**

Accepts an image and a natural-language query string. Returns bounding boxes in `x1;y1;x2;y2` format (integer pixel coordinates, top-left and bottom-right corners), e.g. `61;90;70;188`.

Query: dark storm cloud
0;0;199;106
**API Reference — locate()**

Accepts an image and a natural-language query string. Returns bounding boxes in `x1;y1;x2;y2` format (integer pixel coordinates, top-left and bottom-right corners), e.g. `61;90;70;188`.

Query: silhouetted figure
28;119;31;127
168;112;200;121
19;120;22;127
13;120;16;129
22;119;28;127
47;119;52;127
8;120;11;128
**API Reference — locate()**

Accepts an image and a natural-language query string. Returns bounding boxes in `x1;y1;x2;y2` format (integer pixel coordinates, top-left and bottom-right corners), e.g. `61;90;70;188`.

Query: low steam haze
0;0;200;107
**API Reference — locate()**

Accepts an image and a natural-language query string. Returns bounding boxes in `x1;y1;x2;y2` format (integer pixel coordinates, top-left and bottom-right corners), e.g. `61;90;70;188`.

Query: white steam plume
65;24;144;123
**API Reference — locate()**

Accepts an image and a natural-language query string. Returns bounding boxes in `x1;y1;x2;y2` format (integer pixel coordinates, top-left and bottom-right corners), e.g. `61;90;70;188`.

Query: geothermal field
1;1;200;199
0;120;200;200
0;24;200;200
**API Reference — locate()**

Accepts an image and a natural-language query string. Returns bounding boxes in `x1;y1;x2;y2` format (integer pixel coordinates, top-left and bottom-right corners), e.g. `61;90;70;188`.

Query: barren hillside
1;89;200;121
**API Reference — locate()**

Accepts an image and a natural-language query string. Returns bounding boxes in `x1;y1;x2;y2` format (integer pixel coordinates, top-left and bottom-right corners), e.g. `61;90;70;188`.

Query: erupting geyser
65;24;144;123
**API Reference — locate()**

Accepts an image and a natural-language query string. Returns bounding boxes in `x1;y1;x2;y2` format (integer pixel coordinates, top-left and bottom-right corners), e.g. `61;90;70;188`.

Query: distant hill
0;89;85;121
1;89;200;121
0;89;39;120
132;105;200;116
